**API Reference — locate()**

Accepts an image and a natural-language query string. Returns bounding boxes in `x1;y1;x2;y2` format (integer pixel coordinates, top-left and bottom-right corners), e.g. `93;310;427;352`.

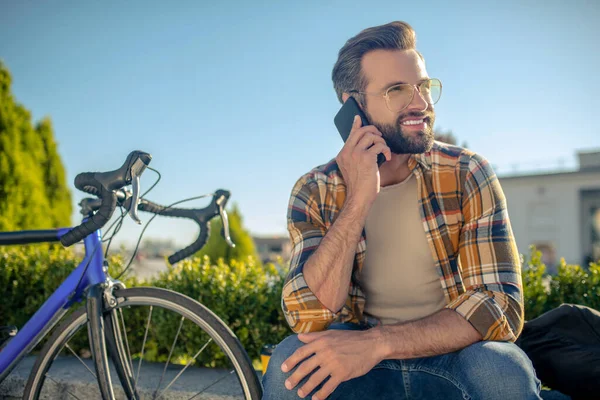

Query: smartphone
334;96;386;167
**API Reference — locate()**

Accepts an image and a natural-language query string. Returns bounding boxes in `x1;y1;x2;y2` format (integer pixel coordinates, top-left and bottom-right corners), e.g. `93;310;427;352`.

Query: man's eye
388;85;409;94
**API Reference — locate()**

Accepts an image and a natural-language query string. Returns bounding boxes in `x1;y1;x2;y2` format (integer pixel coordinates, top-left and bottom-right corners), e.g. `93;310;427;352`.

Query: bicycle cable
65;167;163;299
102;206;126;243
65;205;125;302
103;167;161;263
67;240;101;303
66;205;126;300
141;167;161;198
103;205;127;257
114;193;215;280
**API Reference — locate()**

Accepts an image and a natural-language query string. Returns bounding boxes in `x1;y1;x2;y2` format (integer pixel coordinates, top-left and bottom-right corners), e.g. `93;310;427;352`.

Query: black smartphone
334;96;386;167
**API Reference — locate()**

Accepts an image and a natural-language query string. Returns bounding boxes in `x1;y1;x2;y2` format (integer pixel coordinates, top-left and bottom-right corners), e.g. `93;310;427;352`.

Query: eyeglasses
349;78;442;113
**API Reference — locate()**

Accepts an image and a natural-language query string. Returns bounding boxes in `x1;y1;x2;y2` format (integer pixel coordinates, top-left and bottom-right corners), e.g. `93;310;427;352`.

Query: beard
366;110;436;154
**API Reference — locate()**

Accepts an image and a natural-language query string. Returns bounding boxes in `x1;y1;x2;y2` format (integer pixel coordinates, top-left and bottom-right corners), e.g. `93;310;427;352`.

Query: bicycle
0;150;263;399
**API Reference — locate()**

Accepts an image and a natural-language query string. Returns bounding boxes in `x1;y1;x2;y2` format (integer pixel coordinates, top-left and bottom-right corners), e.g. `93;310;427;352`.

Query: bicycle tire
23;287;263;400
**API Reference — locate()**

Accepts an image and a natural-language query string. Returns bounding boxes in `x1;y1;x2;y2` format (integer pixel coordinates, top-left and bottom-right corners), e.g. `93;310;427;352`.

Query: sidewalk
1;356;257;399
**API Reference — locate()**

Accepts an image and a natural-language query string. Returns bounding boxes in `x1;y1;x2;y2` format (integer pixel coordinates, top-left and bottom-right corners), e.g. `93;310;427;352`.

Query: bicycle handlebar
60;151;152;247
77;187;233;265
136;190;232;264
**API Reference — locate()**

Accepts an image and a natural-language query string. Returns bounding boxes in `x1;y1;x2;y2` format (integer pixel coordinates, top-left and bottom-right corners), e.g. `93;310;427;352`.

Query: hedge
1;245;598;368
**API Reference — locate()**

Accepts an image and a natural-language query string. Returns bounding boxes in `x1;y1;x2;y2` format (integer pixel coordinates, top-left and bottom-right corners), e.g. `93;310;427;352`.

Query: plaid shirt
282;142;524;342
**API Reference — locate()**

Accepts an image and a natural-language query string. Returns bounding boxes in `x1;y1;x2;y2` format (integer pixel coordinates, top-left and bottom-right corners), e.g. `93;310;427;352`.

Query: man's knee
458;341;540;399
262;334;305;400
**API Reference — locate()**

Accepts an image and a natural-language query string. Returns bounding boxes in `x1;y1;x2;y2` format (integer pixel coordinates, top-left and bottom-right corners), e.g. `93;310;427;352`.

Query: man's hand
281;329;386;399
336;115;391;213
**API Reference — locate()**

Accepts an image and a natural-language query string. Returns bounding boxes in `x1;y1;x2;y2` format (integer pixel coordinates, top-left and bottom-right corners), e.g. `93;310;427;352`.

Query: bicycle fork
87;282;139;400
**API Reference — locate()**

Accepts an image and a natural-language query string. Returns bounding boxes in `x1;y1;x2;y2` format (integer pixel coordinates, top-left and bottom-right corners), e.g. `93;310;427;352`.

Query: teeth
402;119;424;126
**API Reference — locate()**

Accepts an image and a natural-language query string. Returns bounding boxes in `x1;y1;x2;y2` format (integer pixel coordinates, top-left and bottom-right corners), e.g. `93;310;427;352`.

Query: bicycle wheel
23;287;263;400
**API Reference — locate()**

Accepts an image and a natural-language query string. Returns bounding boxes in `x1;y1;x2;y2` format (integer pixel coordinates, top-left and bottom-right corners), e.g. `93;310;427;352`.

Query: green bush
0;244;79;328
522;245;600;321
152;255;289;365
0;245;289;368
0;244;132;352
521;247;552;320
3;243;599;370
195;203;260;265
546;258;600;312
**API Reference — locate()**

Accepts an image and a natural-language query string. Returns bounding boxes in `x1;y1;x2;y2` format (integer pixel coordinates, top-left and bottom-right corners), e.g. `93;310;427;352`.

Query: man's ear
341;93;350;103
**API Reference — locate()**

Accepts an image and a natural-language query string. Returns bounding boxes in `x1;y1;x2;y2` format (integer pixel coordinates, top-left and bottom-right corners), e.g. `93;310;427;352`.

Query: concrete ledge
1;356;260;399
1;357;571;399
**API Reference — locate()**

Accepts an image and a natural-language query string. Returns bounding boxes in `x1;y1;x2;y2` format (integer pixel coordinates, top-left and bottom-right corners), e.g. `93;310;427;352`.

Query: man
262;21;541;400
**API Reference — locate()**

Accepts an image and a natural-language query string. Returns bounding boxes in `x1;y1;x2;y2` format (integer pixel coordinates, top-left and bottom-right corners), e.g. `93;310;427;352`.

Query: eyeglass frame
348;78;442;113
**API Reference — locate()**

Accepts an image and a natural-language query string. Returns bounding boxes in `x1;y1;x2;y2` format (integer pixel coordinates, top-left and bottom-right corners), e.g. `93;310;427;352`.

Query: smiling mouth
400;116;429;127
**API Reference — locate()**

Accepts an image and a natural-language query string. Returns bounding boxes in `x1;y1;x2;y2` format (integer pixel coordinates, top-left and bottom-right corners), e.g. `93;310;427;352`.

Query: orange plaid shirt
282;142;524;342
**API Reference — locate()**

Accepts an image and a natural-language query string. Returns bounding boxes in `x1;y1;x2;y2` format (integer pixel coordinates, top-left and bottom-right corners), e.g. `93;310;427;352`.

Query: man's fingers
312;375;342;400
368;142;392;161
282;343;315;373
355;133;386;151
298;331;328;344
285;355;320;390
345;124;382;148
344;115;364;147
298;367;330;399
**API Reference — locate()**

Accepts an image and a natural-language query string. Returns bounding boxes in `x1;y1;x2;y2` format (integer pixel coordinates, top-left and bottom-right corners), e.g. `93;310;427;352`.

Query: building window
533;242;557;274
591;207;600;263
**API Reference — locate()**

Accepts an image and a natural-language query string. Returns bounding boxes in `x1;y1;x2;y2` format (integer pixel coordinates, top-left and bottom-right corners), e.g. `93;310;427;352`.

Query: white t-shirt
359;172;446;325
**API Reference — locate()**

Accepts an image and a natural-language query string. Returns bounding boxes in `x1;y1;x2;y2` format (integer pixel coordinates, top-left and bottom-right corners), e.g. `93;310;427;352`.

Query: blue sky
1;0;599;247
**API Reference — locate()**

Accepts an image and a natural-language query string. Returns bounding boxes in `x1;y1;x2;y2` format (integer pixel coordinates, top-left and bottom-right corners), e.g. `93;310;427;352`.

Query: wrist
366;325;393;361
342;196;371;220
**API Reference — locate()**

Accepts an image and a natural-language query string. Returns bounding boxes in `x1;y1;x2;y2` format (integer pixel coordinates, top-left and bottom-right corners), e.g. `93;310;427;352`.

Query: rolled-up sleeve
281;176;341;333
446;153;524;342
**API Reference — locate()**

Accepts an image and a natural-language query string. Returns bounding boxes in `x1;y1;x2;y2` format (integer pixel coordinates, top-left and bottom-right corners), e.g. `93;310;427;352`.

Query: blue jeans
262;323;542;400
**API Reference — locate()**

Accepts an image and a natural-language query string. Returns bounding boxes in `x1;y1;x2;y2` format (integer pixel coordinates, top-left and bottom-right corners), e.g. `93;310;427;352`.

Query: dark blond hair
332;21;421;104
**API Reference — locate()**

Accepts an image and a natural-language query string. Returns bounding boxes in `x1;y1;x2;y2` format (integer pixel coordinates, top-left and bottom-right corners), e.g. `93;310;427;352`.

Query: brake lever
128;175;142;224
216;195;235;248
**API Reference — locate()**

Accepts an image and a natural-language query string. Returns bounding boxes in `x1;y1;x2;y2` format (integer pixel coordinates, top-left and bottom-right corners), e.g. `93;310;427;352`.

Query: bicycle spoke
187;370;235;400
135;305;153;393
29;289;260;399
45;373;83;400
119;307;135;375
65;343;97;379
153;316;185;400
155;337;213;399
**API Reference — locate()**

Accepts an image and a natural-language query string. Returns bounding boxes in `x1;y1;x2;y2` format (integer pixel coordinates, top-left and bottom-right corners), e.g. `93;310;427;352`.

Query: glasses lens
421;78;442;105
386;84;414;112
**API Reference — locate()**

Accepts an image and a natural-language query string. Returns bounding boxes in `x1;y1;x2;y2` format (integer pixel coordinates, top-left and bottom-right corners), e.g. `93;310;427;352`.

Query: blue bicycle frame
0;226;106;382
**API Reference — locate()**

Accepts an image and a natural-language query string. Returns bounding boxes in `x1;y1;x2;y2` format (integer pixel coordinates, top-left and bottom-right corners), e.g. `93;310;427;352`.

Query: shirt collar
330;148;433;177
409;152;432;171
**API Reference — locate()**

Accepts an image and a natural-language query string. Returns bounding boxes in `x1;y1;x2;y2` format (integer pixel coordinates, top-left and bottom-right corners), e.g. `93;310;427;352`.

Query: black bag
516;304;600;400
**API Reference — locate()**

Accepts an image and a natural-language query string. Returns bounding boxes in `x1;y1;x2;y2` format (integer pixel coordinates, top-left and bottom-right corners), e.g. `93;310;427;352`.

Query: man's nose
406;85;429;112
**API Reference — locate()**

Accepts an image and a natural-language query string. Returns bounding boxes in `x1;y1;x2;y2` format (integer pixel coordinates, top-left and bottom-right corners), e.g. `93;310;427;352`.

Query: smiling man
262;21;541;400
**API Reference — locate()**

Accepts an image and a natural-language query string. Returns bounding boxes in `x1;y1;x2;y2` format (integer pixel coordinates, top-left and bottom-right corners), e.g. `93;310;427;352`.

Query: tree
434;128;468;148
0;61;72;230
195;203;260;264
36;118;72;227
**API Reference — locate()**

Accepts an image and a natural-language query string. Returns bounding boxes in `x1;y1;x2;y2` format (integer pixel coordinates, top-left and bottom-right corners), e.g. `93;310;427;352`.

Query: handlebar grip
135;190;231;264
61;174;117;246
167;222;210;265
60;151;151;247
138;199;196;220
74;173;103;197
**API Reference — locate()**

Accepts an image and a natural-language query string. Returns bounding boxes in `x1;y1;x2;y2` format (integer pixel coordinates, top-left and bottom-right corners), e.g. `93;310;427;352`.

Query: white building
499;150;600;272
252;235;292;264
